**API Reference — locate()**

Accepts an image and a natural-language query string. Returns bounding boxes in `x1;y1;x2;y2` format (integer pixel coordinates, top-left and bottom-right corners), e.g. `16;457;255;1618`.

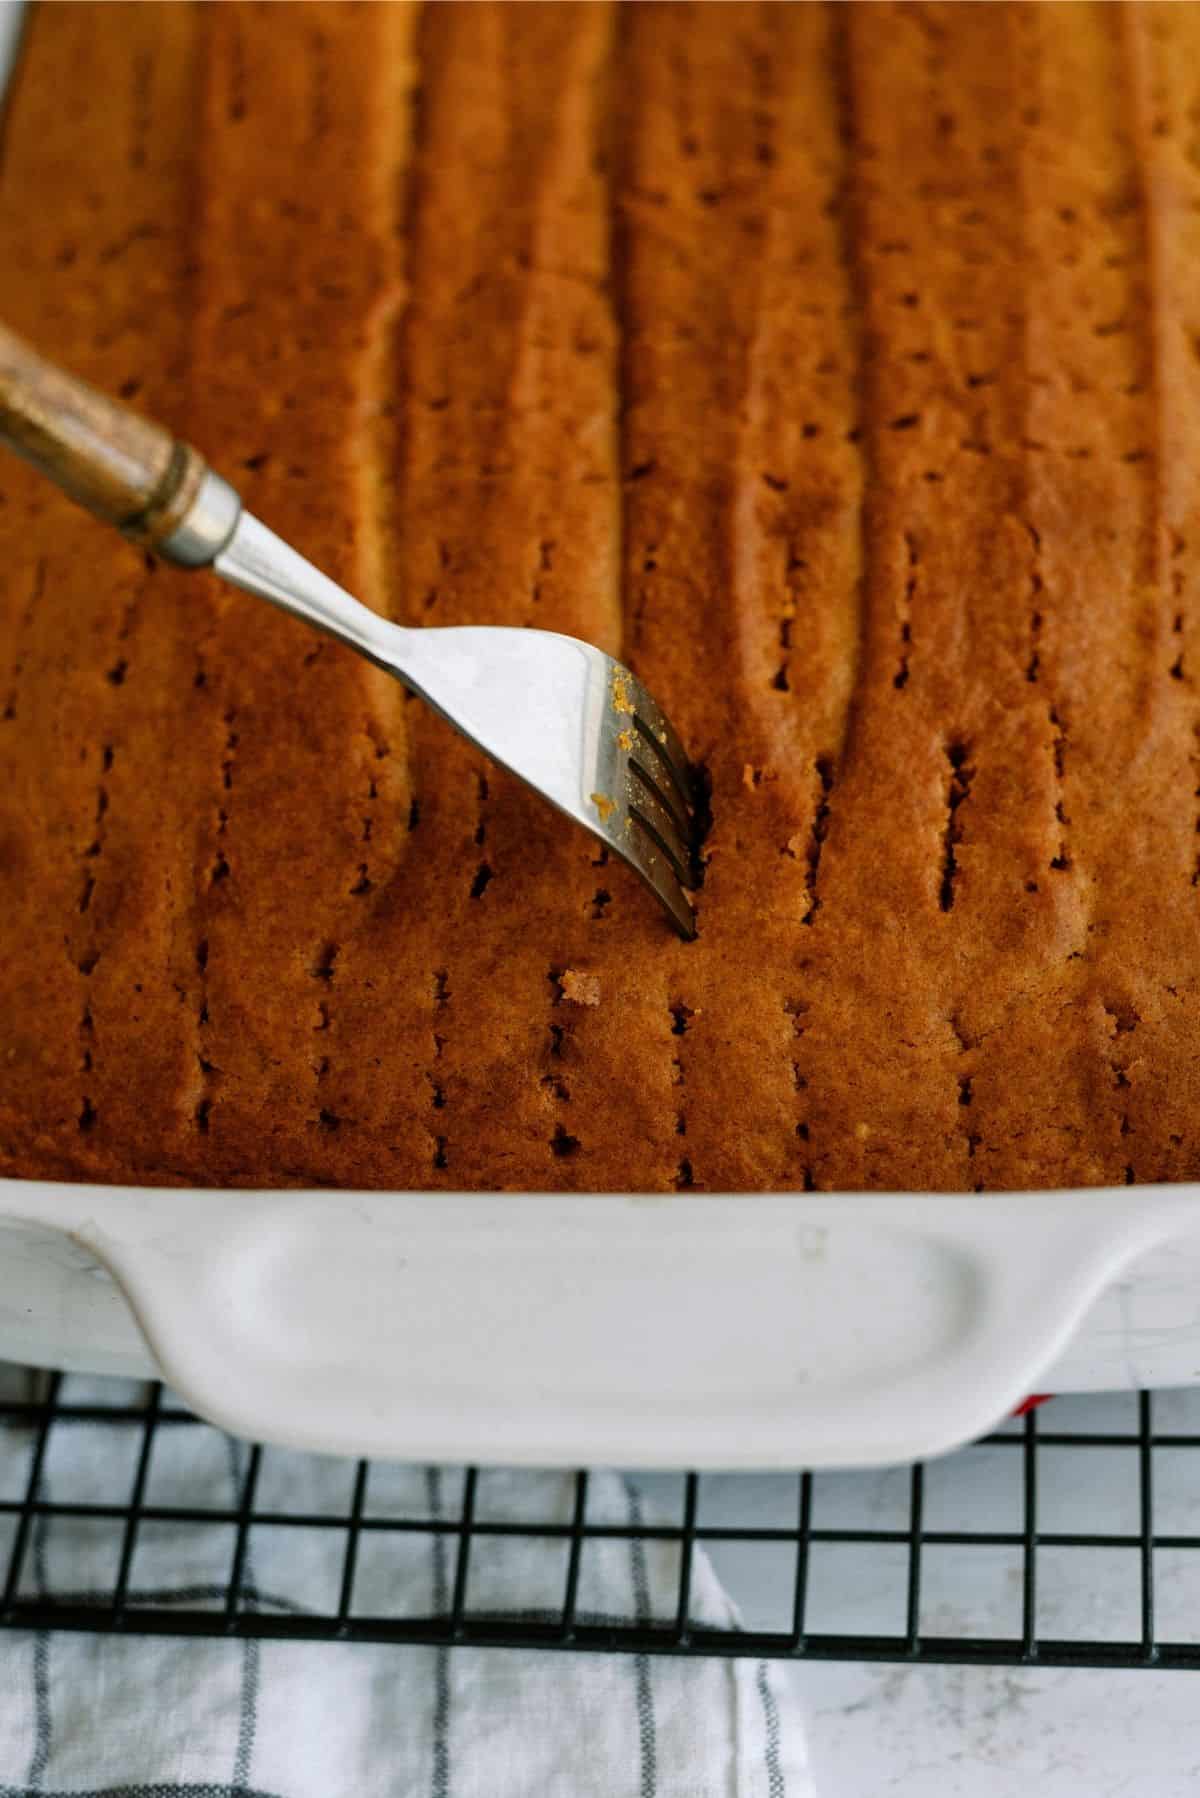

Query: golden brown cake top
1;1;1199;1193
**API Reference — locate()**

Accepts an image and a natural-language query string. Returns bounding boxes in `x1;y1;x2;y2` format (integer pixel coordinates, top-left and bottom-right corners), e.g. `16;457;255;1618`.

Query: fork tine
641;855;697;940
623;675;695;813
631;713;694;820
627;738;692;841
627;765;696;887
617;815;697;940
629;780;694;891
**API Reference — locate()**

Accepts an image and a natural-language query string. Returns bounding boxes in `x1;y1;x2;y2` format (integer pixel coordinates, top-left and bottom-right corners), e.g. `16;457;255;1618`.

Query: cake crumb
617;727;636;752
743;764;777;790
611;668;635;715
561;969;601;1007
590;792;616;822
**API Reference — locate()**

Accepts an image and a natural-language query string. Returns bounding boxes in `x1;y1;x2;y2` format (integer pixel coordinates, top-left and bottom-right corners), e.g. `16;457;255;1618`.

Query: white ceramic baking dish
2;1181;1200;1470
6;1;1200;1473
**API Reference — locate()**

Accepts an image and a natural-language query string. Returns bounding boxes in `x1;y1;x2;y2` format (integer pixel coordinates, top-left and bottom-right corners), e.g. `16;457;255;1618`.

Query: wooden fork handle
0;321;211;551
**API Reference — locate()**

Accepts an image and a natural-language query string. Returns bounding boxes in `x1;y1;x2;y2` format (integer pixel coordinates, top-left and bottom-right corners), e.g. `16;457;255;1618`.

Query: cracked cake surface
1;0;1199;1193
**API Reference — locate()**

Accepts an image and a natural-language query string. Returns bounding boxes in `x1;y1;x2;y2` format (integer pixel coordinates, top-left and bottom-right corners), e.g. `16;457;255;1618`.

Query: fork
0;323;702;937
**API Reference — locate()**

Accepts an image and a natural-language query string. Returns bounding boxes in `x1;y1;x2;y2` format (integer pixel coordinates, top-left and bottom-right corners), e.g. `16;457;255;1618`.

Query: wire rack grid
4;1372;1200;1668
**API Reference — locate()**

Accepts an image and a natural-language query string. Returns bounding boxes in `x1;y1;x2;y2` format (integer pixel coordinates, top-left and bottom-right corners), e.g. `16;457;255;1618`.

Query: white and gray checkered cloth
0;1373;815;1797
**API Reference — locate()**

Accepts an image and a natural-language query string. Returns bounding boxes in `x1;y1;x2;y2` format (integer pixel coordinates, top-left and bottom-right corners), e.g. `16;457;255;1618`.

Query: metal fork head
584;658;703;938
210;514;703;937
386;625;704;938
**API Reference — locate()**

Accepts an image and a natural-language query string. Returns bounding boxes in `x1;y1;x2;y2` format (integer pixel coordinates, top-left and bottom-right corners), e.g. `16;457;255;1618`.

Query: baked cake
1;0;1198;1193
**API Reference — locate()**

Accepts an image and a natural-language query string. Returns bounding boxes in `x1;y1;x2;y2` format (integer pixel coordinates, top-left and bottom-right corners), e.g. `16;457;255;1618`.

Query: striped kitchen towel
0;1373;814;1798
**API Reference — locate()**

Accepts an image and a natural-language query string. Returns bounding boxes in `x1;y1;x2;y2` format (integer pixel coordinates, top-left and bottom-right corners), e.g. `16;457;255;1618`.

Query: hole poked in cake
895;532;918;691
939;741;974;912
1048;708;1072;872
669;1001;694;1036
801;758;836;926
312;942;339;983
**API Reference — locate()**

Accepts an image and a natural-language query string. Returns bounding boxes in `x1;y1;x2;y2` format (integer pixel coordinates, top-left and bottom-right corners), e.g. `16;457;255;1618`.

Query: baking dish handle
0;1183;1191;1470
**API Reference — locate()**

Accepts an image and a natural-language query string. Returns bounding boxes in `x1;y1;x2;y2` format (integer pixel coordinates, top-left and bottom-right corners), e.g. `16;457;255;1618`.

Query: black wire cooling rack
4;1371;1200;1667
